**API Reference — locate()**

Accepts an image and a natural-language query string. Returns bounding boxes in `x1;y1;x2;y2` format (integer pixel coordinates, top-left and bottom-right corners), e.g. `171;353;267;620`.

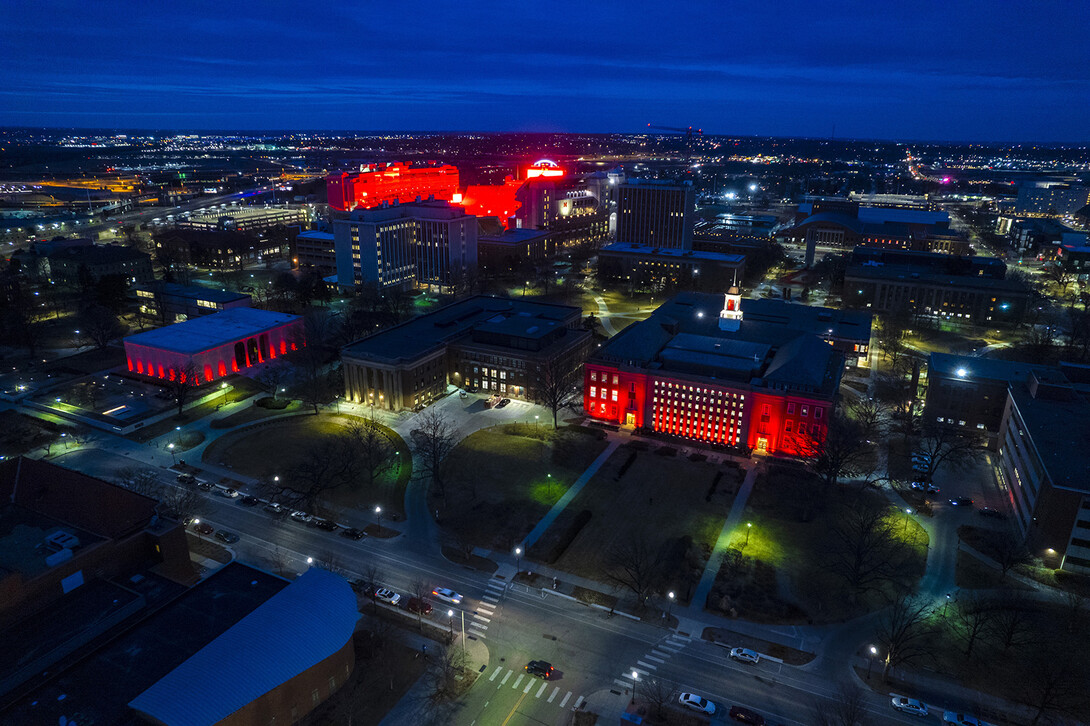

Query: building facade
584;291;872;456
342;296;590;411
134;282;251;323
154;229;289;269
477;229;555;274
333;200;477;292
293;230;337;274
597;242;745;291
1013;183;1090;217
616;180;695;250
326;163;460;212
176;205;309;234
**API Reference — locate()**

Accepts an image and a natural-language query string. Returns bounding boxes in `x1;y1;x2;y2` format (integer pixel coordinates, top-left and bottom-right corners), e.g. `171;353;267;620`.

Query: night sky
2;1;1087;142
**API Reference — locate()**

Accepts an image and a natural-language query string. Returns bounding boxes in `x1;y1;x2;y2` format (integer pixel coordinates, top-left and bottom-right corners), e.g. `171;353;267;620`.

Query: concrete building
333;199;477;292
293;229;337;274
584;291;872;456
15;241;155;285
327;162;460;212
616;179;695;250
177;205;309;234
924;354;1090;573
154;229;289;269
597;242;745;291
477;228;555;274
342;296;590;410
134;282;251;323
1057;233;1090;279
123;307;303;384
1013;182;1090;217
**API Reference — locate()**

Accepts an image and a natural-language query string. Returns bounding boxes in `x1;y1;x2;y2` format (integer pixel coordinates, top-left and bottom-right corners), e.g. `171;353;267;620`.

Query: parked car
432;587;463;605
176;473;195;485
891;696;928;717
195;480;214;492
729;647;760;664
496;398;511;408
949;497;975;507
728;705;765;724
349;580;367;594
459;390;468;399
290;510;311;524
524;660;554;679
312;518;338;532
943;712;982;726
264;502;286;516
978;507;1006;519
192;522;213;535
342;527;366;540
407;597;433;615
214;530;239;544
374;588;401;606
240;495;260;506
220;488;239;498
678;692;716;714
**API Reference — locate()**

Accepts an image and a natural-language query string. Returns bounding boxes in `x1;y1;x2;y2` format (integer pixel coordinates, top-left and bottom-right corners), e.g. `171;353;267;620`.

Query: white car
290;510;311;524
374;588;401;606
432;587;463;605
730;647;760;664
678;692;716;714
220;488;239;498
943;713;982;726
892;696;928;717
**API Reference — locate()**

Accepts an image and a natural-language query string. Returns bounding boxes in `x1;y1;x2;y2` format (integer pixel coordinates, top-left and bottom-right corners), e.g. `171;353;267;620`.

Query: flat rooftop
123;308;300;354
134;282;250;304
479;228;551;244
845;264;1029;292
0;505;102;578
2;562;288;726
1011;385;1090;493
343;295;580;363
929;353;1055;384
600;242;745;264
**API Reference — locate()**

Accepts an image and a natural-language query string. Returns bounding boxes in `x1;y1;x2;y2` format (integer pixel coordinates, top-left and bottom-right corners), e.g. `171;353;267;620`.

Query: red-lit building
326;163;460;212
584;290;872;456
123;308;304;385
458;177;524;228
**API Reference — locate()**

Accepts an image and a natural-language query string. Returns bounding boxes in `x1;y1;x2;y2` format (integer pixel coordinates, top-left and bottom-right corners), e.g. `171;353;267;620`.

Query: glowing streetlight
667;590;675;618
221;381;228;405
515;546;522;573
867;645;877;680
745;521;752;546
168;442;176;464
631;670;639;705
374;506;382;527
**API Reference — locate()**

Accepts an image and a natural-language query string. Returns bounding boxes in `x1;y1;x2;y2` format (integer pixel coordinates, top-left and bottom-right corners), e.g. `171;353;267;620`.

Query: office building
333;199;477;292
293;229;337;274
134;282;251;323
1057;233;1090;278
342;296;591;410
924;354;1090;573
584;291;872;456
15;240;154;285
123;308;303;384
326;162;460;212
616;179;695;250
154;229;289;269
1013;182;1090;217
597;242;745;291
477;228;555;274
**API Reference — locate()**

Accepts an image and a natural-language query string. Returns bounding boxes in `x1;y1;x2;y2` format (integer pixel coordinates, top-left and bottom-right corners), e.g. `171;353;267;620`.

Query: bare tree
810;681;871;726
826;496;916;600
604;531;664;605
423;642;467;704
284;433;360;510
988;592;1036;652
914;422;985;479
347;416;395;492
949;592;996;658
408;578;431;626
360;561;384;612
413;409;458;500
985;528;1031;581
81;304;126;349
164;361;202;417
846;396;889;438
640;676;679;720
159;486;205;524
531;356;581;429
795;410;874;489
115;466;163;498
1015;647;1089;725
256;360;292;400
875;595;934;682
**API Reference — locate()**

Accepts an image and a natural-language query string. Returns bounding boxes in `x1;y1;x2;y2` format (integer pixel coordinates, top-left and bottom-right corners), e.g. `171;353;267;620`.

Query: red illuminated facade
458;178;524;228
584;291;868;456
326;163;460;212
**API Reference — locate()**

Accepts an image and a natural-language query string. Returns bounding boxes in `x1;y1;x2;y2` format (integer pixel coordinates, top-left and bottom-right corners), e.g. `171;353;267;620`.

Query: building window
591;371;597;381
329;676;337;694
801;406;809;417
785;421;793;433
312;689;320;705
590;386;597;398
612;390;618;402
787;403;795;415
799;422;808;435
613;375;619;385
814;408;822;420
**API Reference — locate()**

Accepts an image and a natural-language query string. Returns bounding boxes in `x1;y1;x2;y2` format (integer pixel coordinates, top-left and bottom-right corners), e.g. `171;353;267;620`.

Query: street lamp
168;442;176;464
631;670;639;705
193;519;203;542
515;546;522;574
904;508;913;535
943;592;953;617
667;591;675;619
221;381;228;405
868;645;877;680
374;506;382;527
745;521;752;546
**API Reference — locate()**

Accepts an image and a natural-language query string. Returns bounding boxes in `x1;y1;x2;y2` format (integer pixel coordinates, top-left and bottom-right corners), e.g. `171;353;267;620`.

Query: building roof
600;242;745;264
844;263;1030;293
1010;382;1090;493
342;295;580;363
929;353;1055;384
790;212;866;234
478;228;552;244
134;282;250;304
296;230;335;241
123;307;300;355
129;567;358;726
45;244;149;265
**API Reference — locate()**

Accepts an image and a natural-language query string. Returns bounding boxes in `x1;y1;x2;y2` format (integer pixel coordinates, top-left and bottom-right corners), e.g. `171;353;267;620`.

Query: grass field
127;376;264;443
545;446;741;604
434;426;609;551
202;413;411;517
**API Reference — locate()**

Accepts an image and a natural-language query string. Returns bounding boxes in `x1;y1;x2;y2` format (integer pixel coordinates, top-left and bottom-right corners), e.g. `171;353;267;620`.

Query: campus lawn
127;376;264;443
542;445;741;605
201;413;411;518
433;425;609;552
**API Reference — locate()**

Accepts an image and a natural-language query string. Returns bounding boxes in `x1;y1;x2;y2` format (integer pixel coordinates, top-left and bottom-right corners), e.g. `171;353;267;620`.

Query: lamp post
868;645;877;680
667;591;675;619
221;381;228;406
942;592;953;617
168;442;176;464
448;609;454;638
745;521;752;546
515;546;522;574
904;508;913;535
374;506;382;528
193;519;203;542
631;670;639;705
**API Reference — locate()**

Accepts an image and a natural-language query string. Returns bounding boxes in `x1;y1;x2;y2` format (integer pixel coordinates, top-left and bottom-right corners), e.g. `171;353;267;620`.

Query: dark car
195;480;215;492
192;522;213;536
342;527;366;540
312;518;338;532
729;705;765;725
950;497;975;507
214;530;240;544
525;660;554;679
349;579;367;594
496;398;511;408
240;495;260;506
978;507;1007;519
407;597;433;615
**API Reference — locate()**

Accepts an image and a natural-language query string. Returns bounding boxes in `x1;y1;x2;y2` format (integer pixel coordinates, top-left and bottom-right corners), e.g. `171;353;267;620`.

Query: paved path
521;439;621;549
593;295;619;336
687;461;761;612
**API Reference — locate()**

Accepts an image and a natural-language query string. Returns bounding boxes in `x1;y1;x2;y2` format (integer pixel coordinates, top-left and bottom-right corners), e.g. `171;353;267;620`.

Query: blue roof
124;307;300;354
129;568;359;726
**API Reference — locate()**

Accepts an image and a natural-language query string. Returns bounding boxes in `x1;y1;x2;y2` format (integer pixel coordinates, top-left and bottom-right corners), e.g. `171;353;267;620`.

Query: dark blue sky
2;1;1087;142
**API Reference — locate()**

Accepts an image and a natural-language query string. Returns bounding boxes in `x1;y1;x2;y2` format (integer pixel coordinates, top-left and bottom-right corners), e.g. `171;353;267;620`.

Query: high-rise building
326;163;460;212
332;200;477;291
616;179;695;250
1013;182;1090;217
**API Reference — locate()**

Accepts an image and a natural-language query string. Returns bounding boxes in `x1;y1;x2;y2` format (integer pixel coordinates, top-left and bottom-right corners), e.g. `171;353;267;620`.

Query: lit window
612;390;618;402
801;406;809;417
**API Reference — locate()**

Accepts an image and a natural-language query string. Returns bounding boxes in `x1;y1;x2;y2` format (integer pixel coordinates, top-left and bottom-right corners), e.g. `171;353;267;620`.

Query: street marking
536;681;548;698
548;687;559;703
575;696;585;709
613;678;631;688
511;673;524;689
645;654;666;663
660;643;684;652
559;692;571;708
636;660;657;670
482;595;500;604
650;649;671;659
500;670;512;685
629;667;650;676
489;666;503;681
501;691;528;726
477;603;495;612
523;680;533;693
473;613;491;622
469;623;488;632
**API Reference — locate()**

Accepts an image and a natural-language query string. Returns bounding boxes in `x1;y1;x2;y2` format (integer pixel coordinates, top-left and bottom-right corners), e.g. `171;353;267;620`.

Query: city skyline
2;1;1089;142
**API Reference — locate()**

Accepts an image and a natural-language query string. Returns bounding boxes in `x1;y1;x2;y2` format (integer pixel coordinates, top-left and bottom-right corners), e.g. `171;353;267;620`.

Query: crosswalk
613;632;691;690
467;575;506;639
487;665;585;710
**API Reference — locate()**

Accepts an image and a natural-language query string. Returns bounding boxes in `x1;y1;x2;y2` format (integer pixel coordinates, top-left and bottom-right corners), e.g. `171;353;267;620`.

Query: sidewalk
522;439;621;549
